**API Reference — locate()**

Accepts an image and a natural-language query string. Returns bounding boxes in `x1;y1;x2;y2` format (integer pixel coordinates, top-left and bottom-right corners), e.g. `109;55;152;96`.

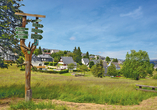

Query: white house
32;54;46;70
58;56;77;70
108;61;121;70
0;48;18;61
82;58;89;66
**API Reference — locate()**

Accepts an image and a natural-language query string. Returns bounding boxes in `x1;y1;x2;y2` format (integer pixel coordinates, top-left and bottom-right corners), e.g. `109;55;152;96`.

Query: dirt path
0;97;157;110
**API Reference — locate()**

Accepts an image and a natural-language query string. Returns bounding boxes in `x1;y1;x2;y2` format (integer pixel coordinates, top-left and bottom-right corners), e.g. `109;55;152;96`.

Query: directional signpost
31;18;43;46
31;34;43;39
15;27;29;39
31;28;43;33
15;12;45;102
32;23;43;28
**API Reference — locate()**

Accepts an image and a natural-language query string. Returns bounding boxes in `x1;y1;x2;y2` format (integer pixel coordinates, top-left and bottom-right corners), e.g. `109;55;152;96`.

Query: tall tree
91;60;104;78
38;46;42;54
0;0;24;68
79;65;88;75
89;61;94;68
73;47;82;64
121;50;152;80
107;63;117;76
86;51;89;59
112;58;118;62
105;56;110;63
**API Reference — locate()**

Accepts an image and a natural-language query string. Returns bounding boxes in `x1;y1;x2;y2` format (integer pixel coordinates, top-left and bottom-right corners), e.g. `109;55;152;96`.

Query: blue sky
19;0;157;60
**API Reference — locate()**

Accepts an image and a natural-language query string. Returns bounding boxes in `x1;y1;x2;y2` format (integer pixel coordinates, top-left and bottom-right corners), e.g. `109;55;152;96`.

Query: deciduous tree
105;56;110;63
91;60;104;78
107;63;117;76
121;50;152;80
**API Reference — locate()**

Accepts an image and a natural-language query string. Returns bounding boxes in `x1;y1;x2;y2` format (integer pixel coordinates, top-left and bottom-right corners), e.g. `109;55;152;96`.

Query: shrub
49;62;53;66
31;67;37;71
153;74;157;79
156;68;157;71
44;62;49;65
53;62;57;66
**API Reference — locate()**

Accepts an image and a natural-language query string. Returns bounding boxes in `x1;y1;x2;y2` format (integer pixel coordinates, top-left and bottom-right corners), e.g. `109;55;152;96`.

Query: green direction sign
32;19;42;22
16;31;28;35
15;27;29;31
31;28;43;33
34;39;39;46
31;34;43;40
32;23;43;28
15;35;28;39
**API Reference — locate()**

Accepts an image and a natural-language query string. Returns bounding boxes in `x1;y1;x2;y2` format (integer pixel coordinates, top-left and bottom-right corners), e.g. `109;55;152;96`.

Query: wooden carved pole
20;16;36;101
15;12;45;102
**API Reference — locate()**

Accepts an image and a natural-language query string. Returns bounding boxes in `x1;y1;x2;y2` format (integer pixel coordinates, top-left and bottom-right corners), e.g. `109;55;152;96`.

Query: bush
44;62;49;65
31;67;37;71
53;62;57;66
153;74;157;79
49;62;53;66
156;68;157;71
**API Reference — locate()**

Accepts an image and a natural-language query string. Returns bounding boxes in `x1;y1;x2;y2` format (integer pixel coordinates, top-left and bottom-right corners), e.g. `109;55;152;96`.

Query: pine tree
86;51;89;59
38;46;42;54
0;0;24;68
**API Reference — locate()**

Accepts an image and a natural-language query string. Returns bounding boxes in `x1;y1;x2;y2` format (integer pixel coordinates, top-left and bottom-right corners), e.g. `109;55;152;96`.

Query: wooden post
20;16;36;102
15;12;45;102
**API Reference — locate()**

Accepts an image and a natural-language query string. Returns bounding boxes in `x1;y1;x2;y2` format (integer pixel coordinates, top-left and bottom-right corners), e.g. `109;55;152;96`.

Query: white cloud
70;36;76;40
120;6;143;19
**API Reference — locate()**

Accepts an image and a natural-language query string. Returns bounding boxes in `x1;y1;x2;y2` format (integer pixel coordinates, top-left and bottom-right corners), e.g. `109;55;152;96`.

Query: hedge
20;68;68;74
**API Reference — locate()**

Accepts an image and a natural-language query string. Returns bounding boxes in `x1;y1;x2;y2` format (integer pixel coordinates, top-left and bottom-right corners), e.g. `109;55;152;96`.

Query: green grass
0;64;157;106
10;100;68;110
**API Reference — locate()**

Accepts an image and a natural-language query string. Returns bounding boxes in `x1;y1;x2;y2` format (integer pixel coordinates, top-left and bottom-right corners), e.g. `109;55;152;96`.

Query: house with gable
32;54;46;70
42;48;60;54
103;61;108;76
58;56;77;70
37;54;53;62
82;58;89;66
154;64;157;69
0;48;18;61
90;60;100;65
108;61;121;70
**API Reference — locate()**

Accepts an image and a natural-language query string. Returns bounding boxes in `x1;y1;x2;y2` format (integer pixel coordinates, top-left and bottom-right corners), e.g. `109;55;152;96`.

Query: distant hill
150;59;157;65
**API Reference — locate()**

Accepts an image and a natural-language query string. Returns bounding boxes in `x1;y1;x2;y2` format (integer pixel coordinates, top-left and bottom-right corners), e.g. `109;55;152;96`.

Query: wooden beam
136;88;157;92
15;12;46;18
136;85;157;88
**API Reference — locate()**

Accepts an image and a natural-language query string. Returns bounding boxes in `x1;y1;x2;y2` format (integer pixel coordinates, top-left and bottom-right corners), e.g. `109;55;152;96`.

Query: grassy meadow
0;64;157;106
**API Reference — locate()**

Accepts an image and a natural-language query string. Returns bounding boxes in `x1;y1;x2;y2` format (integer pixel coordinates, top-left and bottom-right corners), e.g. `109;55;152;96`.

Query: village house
154;64;157;69
42;48;60;54
32;54;46;70
103;61;108;76
37;54;53;62
90;60;100;65
108;61;121;70
82;58;89;66
0;48;18;61
58;56;77;70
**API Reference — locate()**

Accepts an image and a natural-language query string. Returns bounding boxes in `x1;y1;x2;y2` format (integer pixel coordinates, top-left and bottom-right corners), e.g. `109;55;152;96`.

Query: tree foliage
121;50;152;80
73;47;82;64
112;58;118;62
79;65;88;75
0;0;24;56
105;56;110;63
68;63;75;70
91;60;104;78
89;61;94;68
0;0;25;68
107;63;117;76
